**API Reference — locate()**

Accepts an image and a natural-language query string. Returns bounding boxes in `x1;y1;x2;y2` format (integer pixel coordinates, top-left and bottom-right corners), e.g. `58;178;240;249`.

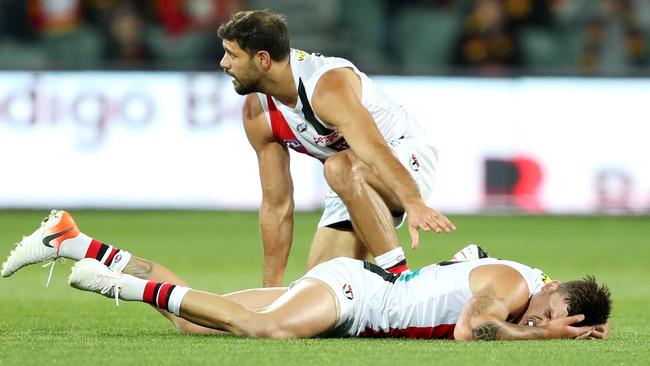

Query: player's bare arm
242;94;295;287
311;68;455;248
454;265;595;341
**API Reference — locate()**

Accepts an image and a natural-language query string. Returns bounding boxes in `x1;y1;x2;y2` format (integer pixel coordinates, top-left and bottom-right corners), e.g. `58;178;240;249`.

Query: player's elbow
453;323;475;341
261;195;294;221
454;311;501;341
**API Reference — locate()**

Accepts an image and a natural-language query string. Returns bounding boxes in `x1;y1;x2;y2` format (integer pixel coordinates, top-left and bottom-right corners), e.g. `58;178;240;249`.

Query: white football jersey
256;49;428;160
352;258;550;338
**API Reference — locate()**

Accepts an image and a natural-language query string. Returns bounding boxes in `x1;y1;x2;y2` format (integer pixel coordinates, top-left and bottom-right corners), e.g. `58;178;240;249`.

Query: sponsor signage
1;72;648;213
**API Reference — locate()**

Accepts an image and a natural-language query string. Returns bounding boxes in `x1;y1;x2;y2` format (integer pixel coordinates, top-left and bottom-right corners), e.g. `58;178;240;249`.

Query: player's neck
260;58;297;108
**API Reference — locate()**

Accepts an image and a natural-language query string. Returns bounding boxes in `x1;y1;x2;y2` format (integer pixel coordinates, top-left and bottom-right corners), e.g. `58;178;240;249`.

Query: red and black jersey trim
360;324;456;339
363;261;399;283
266;95;310;156
298;78;335;136
297;78;350;152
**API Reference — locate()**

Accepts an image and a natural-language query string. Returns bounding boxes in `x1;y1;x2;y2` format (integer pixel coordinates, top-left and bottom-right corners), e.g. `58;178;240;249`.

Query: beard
232;77;261;95
226;64;262;95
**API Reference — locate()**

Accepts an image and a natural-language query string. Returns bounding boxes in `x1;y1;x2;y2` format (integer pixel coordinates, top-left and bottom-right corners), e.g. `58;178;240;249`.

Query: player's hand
544;314;595;339
586;321;611;340
406;204;456;249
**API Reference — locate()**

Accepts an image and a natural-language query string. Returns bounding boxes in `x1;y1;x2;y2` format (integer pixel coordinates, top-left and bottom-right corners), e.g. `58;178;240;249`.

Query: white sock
58;232;132;272
108;251;132;272
375;247;410;274
58;233;93;260
168;287;191;316
118;273;148;301
119;274;191;316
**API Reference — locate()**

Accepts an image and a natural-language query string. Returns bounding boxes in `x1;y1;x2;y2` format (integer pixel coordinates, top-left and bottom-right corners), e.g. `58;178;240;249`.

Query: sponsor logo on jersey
284;139;303;150
297;122;308;133
328;138;349;151
409;154;420;171
313;130;343;146
342;283;354;300
113;253;122;264
296;49;308;61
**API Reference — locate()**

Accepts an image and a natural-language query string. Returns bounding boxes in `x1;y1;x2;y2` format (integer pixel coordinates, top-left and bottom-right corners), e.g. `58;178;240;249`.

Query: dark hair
217;10;290;61
559;275;612;326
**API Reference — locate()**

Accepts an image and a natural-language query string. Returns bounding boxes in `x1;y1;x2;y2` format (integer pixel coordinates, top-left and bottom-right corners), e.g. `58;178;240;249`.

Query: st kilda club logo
409;154;420;171
342;283;354;300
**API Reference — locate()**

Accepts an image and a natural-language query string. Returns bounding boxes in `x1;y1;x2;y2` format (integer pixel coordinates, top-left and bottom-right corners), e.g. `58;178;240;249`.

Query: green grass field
1;211;648;365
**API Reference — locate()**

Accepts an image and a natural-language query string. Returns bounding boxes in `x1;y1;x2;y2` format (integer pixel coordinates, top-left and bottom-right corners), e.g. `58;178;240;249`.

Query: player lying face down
3;211;611;340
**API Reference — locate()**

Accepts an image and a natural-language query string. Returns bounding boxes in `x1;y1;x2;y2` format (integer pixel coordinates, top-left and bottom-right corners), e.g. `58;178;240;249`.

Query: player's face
220;40;263;95
517;291;569;327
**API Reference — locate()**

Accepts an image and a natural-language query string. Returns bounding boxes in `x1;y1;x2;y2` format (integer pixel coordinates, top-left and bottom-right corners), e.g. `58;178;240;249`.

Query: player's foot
1;210;80;281
451;244;489;261
69;258;122;305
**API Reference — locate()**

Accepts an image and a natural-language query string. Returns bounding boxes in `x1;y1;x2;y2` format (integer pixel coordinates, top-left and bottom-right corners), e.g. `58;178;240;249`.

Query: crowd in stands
0;0;648;75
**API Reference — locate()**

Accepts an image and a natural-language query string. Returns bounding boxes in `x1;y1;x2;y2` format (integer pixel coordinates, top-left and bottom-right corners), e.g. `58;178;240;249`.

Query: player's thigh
349;138;437;211
344;150;404;211
223;287;288;310
307;227;370;270
257;279;338;338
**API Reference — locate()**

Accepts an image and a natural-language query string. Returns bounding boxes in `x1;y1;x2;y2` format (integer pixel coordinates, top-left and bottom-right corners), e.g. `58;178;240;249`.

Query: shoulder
242;94;276;149
242;93;265;120
311;68;362;108
315;68;359;91
469;264;530;306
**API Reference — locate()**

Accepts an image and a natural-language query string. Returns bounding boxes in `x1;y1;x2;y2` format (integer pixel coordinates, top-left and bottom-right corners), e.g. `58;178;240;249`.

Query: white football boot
2;210;80;285
69;258;122;306
450;244;490;261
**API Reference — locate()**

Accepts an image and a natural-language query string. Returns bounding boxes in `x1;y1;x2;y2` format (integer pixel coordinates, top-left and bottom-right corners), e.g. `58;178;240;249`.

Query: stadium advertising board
1;72;648;214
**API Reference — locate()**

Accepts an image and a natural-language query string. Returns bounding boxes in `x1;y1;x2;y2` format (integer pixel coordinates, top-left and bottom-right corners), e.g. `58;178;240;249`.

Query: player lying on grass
2;210;611;340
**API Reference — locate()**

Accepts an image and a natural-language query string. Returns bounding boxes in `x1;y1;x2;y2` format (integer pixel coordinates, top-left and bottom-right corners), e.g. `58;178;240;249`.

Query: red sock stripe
84;239;103;260
387;263;409;274
103;247;119;265
157;283;173;311
143;281;158;304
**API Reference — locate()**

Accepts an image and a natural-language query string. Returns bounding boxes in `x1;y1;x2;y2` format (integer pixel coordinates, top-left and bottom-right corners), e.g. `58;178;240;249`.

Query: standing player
2;210;612;340
218;10;456;286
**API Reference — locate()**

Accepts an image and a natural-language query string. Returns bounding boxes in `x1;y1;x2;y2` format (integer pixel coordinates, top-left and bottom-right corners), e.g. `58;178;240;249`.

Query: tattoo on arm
467;294;545;341
123;258;154;279
472;322;501;341
469;295;497;317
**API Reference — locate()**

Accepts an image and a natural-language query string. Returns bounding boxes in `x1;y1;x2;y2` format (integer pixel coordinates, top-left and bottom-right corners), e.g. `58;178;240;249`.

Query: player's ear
541;280;561;293
256;51;272;70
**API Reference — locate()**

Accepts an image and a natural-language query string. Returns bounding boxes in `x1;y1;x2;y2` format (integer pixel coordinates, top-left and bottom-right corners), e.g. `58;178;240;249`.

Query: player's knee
172;318;208;335
324;153;360;191
249;322;296;339
258;326;296;339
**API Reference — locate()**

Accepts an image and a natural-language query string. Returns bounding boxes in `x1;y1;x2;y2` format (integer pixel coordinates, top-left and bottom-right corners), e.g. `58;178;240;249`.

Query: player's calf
69;258;190;312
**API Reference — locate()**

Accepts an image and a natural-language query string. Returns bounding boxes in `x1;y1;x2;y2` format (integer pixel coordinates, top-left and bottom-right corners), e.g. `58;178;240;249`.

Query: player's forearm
362;145;423;209
259;200;294;287
471;320;548;341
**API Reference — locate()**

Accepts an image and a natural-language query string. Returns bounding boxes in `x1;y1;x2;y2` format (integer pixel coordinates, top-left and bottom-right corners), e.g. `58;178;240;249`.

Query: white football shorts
318;136;438;228
288;257;394;337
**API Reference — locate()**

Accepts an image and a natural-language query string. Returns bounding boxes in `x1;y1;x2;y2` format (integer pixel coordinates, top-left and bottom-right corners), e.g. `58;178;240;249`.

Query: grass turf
0;211;648;365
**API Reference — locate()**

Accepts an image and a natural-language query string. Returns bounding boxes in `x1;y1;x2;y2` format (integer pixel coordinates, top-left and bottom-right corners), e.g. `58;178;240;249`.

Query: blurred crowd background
0;0;649;75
